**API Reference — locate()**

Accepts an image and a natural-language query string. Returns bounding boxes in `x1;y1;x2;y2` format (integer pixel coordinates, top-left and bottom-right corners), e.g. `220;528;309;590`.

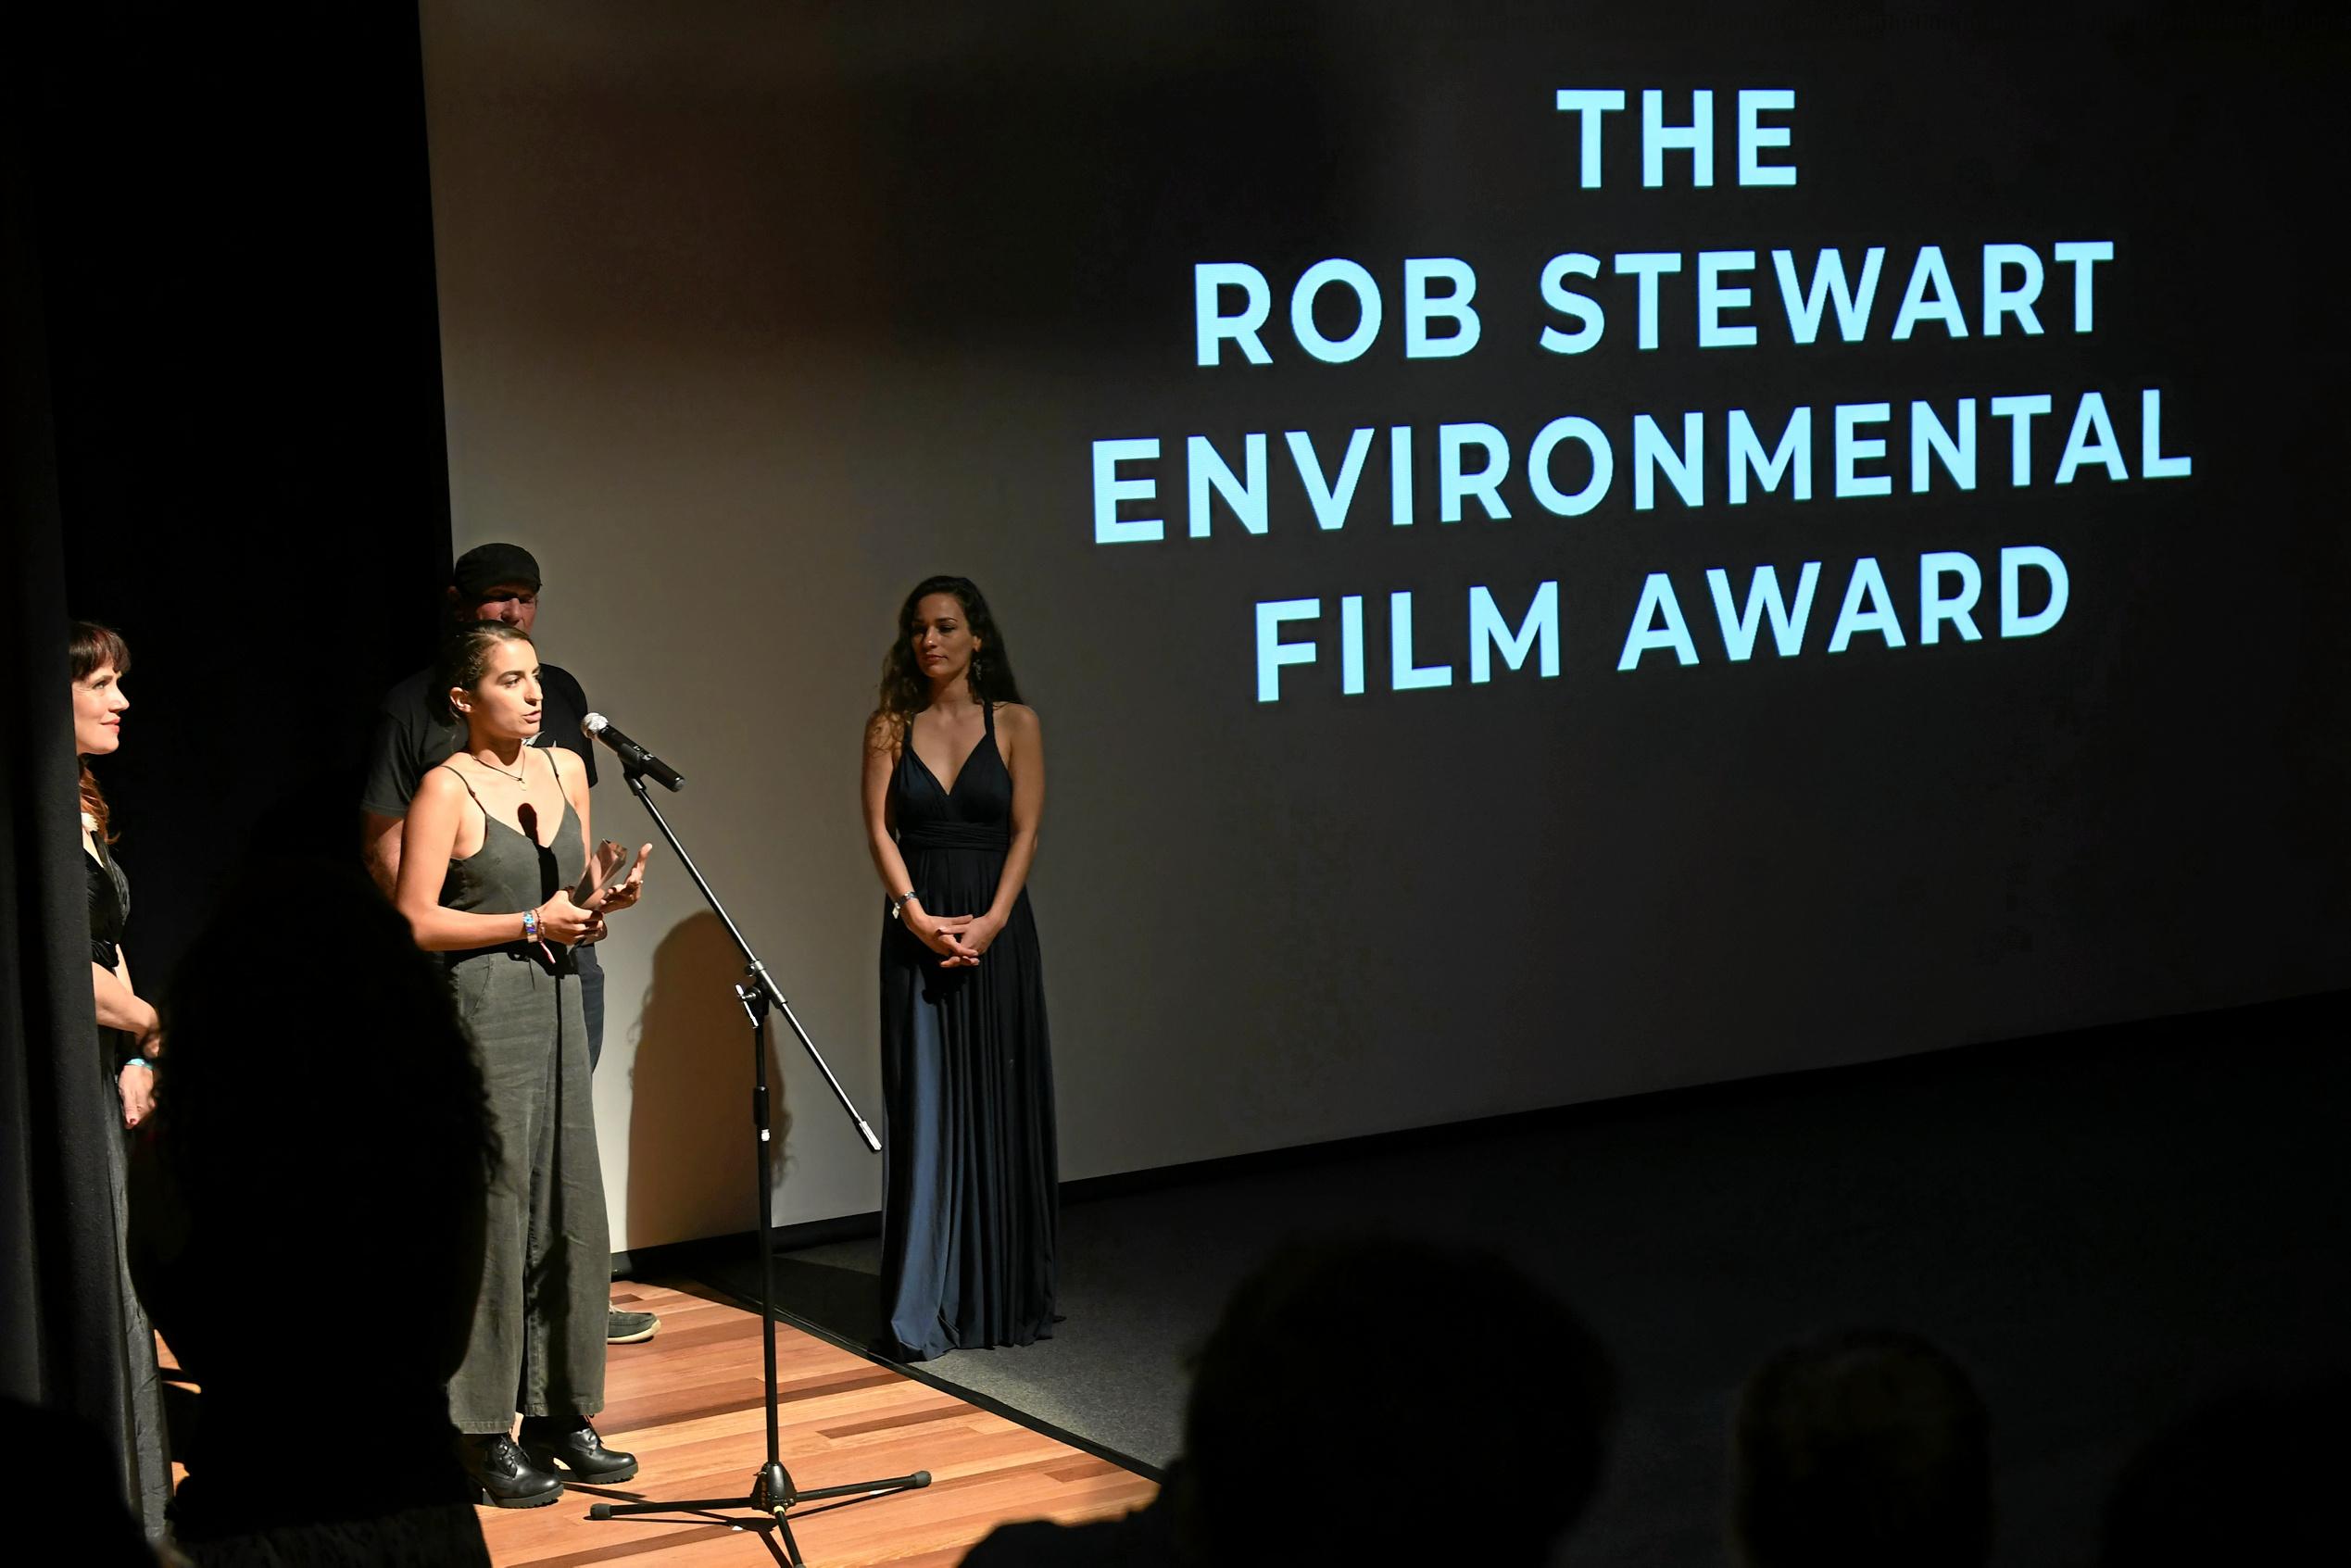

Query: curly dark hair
434;618;534;724
874;575;1024;727
70;621;132;842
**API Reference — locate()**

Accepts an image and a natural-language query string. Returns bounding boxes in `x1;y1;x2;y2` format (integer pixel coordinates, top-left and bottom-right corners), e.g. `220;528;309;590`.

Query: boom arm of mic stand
621;767;883;1152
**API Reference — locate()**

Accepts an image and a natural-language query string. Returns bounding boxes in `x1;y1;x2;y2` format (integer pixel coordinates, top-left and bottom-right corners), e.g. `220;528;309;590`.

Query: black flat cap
452;542;542;597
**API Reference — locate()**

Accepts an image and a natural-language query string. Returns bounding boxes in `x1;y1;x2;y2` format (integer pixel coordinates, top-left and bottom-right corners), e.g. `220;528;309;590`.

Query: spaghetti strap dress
435;753;610;1432
878;701;1059;1361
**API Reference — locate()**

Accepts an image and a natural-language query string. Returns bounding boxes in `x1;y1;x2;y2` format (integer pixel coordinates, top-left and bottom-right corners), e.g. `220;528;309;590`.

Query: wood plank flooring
475;1282;1157;1566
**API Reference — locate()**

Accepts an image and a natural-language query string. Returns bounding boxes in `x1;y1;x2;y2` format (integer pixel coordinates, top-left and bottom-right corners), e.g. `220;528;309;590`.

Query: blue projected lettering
1833;403;1892;499
1188;433;1268;537
1619;574;1701;670
1469;583;1562;683
1642;89;1716;188
2055;393;2127;484
2053;241;2114;332
1707;563;1820;660
1553;89;1628;188
1737;90;1798;186
1522;241;2112;351
1773;247;1883;344
1340;595;1366;695
1389;592;1455;690
2001;546;2069;637
1989;395;2054;486
1255;598;1320;702
1095;389;2185;545
1727;408;1812;504
1440;423;1513;521
1538;253;1606;355
1911;401;1977;493
1698;250;1758;348
1633;413;1704;509
1092;438;1163;543
1404;258;1482;359
2141;389;2192;479
1129;87;2178;704
1288;428;1375;530
1248;546;2071;700
1194;264;1272;367
1528;417;1614;516
1828;557;1906;653
1919;552;1985;644
1614;252;1683;350
1291;259;1383;364
1389;426;1415;524
1892;245;1968;340
1982;244;2046;337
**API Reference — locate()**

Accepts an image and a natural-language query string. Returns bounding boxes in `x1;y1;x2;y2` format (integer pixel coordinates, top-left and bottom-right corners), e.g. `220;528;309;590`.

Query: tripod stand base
589;1462;932;1564
598;776;929;1562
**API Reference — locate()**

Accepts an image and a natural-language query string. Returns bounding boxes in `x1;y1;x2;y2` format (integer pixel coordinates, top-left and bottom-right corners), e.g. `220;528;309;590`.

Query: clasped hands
906;903;1002;968
118;1008;162;1130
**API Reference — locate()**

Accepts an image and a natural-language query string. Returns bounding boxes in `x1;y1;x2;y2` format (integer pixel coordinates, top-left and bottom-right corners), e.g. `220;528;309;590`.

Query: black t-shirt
360;662;597;819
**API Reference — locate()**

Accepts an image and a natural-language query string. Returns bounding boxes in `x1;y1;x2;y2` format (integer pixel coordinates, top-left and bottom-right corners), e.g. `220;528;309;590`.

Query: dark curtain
37;3;455;984
4;0;452;1531
0;57;161;1512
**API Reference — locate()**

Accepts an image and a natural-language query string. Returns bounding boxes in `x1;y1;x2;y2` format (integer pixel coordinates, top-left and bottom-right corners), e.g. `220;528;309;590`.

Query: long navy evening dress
878;701;1058;1361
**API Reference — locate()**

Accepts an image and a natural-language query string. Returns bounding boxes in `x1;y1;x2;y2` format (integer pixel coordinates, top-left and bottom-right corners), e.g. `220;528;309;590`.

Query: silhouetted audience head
2098;1374;2347;1565
1180;1236;1615;1565
1730;1328;1991;1568
129;859;497;1549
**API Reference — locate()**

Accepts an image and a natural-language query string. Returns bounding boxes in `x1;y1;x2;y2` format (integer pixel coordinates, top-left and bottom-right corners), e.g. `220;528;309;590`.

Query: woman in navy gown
861;575;1056;1361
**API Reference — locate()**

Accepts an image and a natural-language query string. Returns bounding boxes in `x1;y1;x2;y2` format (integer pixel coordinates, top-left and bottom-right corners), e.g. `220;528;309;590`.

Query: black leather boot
518;1415;639;1483
458;1433;564;1509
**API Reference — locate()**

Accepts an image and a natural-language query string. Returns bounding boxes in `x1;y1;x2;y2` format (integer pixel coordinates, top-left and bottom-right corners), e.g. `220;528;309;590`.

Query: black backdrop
35;2;453;979
2;0;449;1499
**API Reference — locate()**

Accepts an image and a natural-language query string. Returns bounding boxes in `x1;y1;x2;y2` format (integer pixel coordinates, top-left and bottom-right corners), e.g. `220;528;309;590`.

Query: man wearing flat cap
361;542;659;1347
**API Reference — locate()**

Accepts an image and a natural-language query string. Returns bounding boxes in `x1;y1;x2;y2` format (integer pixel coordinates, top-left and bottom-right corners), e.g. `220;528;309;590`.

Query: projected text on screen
1080;88;2194;702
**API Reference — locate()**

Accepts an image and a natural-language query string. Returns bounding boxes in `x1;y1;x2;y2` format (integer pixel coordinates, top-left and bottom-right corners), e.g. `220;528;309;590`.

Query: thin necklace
475;750;529;785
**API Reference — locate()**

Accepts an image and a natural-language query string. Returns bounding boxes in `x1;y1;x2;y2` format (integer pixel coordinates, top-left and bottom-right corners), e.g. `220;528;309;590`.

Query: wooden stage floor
470;1281;1152;1566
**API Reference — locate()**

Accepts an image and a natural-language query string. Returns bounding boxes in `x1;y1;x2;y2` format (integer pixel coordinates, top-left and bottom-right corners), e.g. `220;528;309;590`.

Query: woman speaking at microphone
396;619;651;1508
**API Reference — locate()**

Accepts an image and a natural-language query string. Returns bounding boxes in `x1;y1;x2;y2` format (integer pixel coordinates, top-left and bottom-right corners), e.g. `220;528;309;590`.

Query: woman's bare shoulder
997;702;1041;736
413;760;469;801
863;709;901;754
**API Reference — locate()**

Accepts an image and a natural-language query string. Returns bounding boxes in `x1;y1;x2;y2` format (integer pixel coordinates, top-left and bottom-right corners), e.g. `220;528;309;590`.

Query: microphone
582;713;685;791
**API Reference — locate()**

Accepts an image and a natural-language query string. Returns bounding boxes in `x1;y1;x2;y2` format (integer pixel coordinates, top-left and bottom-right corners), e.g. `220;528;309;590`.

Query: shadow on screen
628;909;788;1248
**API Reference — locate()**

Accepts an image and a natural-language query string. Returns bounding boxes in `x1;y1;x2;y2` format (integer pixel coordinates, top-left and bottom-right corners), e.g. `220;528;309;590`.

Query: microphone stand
586;764;929;1564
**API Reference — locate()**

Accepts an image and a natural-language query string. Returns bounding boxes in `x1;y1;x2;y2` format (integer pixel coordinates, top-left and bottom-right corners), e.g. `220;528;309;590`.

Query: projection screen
418;1;2351;1248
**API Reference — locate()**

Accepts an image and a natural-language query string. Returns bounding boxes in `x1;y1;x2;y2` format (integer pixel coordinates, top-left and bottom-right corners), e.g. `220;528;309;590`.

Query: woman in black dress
71;621;170;1536
76;623;159;1125
861;576;1057;1361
